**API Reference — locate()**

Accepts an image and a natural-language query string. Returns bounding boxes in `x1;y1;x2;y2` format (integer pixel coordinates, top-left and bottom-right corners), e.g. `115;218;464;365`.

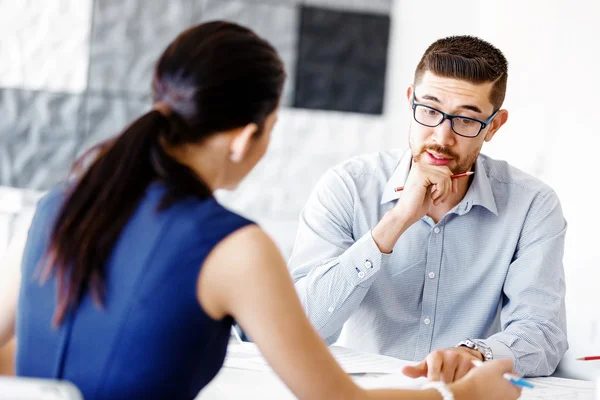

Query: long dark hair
42;21;285;324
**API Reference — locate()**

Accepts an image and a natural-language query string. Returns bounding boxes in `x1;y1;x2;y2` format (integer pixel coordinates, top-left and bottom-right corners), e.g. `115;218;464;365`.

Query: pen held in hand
472;360;534;389
394;171;474;192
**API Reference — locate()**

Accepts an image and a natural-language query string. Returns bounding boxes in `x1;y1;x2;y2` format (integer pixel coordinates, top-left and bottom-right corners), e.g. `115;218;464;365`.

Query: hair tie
153;101;173;117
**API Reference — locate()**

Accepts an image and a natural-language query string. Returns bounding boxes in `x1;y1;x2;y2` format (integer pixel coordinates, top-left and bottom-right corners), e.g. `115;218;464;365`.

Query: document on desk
355;372;427;390
328;345;417;374
224;343;417;375
518;377;594;400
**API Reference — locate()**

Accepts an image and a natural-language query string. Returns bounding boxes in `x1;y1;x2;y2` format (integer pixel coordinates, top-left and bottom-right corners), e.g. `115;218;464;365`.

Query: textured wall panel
88;0;194;95
294;6;390;114
0;0;93;93
80;94;150;154
0;89;82;189
199;0;299;106
0;0;393;257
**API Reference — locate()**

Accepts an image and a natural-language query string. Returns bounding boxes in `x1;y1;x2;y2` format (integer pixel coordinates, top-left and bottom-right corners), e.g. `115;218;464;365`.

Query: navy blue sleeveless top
15;182;253;399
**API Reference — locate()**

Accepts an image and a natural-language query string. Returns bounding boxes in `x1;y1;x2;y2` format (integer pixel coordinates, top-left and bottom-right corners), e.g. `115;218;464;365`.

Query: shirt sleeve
289;168;391;342
475;189;568;377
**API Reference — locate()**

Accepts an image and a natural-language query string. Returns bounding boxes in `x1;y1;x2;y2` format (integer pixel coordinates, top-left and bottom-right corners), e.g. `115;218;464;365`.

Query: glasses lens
451;117;482;137
414;105;443;127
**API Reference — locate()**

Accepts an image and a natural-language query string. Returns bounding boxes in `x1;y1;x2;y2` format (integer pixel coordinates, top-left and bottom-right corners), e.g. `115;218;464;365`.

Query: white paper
222;342;273;372
328;345;417;374
355;372;428;390
223;343;417;375
518;377;595;400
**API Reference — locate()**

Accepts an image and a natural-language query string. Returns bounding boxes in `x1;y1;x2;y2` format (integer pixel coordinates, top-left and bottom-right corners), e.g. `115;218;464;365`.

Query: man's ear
229;123;259;162
407;85;415;111
484;109;509;142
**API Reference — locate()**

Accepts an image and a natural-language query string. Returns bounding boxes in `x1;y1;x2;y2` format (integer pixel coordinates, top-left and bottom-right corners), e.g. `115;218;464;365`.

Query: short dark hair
414;35;508;110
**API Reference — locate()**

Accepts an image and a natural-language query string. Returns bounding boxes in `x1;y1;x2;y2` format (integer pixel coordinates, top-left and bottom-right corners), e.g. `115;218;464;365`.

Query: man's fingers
441;352;459;383
431;175;452;205
402;361;427;378
453;357;474;381
439;179;452;203
426;352;443;381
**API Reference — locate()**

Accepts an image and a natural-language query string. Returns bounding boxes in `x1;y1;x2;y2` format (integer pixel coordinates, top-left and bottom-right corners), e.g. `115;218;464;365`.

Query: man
289;35;567;380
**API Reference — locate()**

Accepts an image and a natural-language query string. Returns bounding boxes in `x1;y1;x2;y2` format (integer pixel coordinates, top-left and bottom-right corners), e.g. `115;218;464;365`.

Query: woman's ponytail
45;110;168;324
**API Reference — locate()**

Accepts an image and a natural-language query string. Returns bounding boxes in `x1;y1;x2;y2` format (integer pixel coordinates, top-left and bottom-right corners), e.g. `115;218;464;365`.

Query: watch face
463;340;476;349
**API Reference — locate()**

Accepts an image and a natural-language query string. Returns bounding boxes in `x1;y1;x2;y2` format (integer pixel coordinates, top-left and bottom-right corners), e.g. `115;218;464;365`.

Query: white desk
198;368;595;400
196;344;596;400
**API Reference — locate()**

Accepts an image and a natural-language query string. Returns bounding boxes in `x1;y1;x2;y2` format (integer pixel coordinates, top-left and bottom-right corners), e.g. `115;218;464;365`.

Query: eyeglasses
411;93;498;138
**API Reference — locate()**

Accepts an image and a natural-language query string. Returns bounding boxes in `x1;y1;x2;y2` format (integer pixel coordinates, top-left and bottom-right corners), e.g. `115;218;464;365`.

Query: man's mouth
426;151;451;160
423;150;453;165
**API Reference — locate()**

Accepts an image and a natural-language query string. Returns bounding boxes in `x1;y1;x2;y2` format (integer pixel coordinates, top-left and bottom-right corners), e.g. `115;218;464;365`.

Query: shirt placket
415;220;444;360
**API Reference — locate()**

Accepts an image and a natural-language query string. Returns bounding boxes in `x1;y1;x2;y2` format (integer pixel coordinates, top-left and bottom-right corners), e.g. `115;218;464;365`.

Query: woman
0;22;521;400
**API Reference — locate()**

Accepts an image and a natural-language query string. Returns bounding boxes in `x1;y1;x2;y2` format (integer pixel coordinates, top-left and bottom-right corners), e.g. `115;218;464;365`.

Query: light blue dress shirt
290;149;568;377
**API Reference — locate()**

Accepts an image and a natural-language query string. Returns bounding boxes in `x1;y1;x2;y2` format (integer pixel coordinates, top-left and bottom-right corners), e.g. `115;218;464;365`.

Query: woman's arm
196;225;519;400
0;337;15;375
0;214;31;375
0;215;30;347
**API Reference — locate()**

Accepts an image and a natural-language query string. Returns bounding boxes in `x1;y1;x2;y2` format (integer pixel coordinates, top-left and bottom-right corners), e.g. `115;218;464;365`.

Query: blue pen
502;373;535;389
472;360;534;389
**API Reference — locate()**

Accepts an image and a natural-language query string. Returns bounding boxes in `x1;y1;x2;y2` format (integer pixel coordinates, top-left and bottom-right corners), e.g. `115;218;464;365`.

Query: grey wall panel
0;89;82;189
2;0;391;192
79;94;150;155
88;0;195;95
198;0;300;106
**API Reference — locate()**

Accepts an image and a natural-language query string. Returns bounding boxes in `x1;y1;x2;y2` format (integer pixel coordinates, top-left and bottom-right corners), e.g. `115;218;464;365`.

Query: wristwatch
456;339;493;362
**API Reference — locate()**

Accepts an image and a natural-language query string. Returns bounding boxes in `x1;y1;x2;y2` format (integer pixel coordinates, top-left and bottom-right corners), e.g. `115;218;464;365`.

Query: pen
472;360;534;389
577;356;600;361
394;171;474;192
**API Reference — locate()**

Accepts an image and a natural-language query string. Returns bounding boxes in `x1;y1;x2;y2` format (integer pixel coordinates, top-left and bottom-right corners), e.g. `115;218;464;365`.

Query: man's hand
371;163;455;253
402;346;483;383
394;162;456;226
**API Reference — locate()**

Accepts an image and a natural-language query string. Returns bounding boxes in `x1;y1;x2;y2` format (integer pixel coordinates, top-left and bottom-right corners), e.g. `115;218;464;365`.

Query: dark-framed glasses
412;93;498;138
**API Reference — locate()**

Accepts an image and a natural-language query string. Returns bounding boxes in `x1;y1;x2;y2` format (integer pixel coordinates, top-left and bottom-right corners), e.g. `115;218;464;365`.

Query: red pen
577;356;600;361
394;171;474;192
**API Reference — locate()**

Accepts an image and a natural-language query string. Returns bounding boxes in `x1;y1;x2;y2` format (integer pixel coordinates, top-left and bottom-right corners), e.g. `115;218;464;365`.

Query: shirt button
364;260;373;268
433;227;440;234
424;318;431;325
358;271;365;279
428;272;436;279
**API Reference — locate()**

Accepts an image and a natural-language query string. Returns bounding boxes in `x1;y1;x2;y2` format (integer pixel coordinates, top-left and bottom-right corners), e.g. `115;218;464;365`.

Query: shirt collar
380;149;412;204
380;151;498;216
456;157;498;216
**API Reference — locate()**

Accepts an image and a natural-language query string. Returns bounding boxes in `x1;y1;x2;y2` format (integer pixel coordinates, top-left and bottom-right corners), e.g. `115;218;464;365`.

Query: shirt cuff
339;230;386;288
475;338;515;362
